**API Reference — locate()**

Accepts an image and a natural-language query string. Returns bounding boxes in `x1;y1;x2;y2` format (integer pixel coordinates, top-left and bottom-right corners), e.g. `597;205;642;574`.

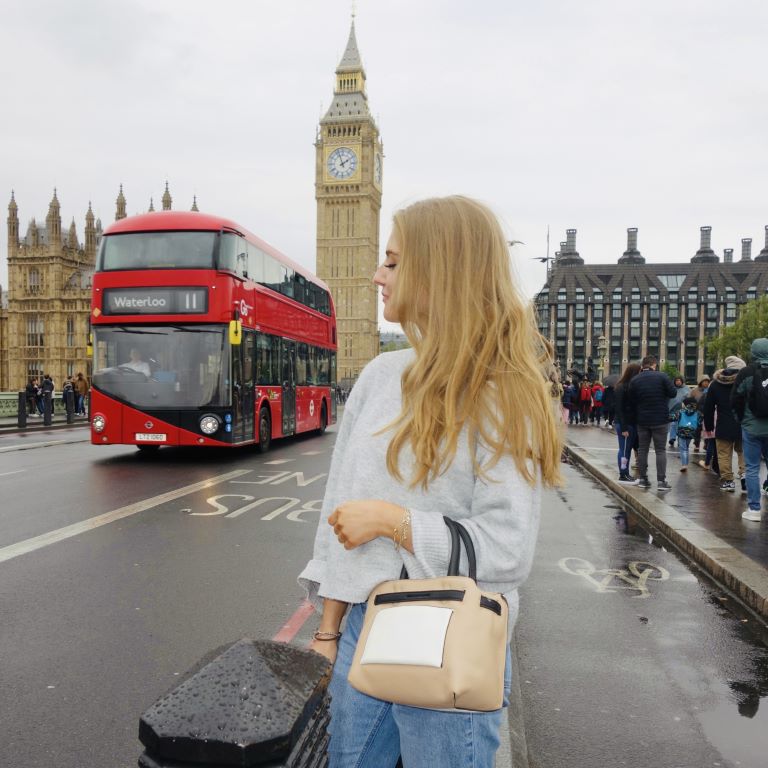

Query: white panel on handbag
360;606;453;667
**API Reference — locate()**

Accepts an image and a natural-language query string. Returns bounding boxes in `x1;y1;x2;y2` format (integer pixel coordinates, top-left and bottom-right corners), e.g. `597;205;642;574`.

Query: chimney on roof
724;248;734;263
756;226;768;263
618;227;645;264
740;238;752;262
557;228;584;266
691;225;719;263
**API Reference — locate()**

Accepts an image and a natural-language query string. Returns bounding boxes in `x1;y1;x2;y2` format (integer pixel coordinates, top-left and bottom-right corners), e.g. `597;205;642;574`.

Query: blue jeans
678;436;692;467
328;602;512;768
668;420;677;443
742;430;768;511
615;422;636;474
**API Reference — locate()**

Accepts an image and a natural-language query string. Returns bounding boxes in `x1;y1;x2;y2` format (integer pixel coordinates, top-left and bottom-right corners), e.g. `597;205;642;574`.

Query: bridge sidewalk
564;422;768;620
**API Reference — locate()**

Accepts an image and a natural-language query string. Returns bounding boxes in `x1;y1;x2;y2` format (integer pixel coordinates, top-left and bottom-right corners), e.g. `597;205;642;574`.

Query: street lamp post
597;335;607;382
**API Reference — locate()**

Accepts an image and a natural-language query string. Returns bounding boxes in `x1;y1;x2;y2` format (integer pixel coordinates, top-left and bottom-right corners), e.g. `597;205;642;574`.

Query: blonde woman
299;196;562;768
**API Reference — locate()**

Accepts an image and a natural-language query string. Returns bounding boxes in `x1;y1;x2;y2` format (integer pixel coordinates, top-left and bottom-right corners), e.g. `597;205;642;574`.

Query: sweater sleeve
702;385;716;432
297;387;362;610
399;446;541;593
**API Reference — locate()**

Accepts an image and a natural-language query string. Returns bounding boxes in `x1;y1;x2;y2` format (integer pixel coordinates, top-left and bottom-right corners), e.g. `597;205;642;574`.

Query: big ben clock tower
316;16;383;386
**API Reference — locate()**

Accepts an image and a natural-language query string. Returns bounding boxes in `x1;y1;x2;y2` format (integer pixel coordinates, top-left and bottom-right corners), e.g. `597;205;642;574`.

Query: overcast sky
2;0;767;331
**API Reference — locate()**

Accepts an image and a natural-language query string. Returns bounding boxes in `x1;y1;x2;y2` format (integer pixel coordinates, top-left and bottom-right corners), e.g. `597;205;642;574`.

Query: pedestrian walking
626;355;677;491
299;195;561;767
703;356;746;492
563;380;579;425
591;381;605;425
613;363;641;483
690;377;710;452
602;383;616;429
75;372;89;415
676;398;700;472
731;338;768;522
578;380;592;424
667;376;690;448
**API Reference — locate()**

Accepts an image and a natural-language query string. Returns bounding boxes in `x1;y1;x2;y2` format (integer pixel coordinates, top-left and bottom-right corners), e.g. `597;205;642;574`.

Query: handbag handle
399;516;477;582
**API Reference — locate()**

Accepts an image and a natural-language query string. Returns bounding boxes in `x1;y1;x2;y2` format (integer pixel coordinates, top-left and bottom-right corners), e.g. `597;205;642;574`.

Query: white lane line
301;451;324;456
0;437;90;453
0;469;251;565
263;459;294;465
0;469;26;477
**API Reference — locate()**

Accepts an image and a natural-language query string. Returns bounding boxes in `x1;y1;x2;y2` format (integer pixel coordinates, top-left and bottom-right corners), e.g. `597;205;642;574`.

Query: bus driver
122;348;151;377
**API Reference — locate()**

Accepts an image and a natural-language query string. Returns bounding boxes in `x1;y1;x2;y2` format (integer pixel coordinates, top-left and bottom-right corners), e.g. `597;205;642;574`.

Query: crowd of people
560;339;768;522
24;372;89;417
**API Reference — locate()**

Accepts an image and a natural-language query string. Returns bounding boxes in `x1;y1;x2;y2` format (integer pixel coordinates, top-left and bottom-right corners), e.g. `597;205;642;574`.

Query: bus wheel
137;444;159;453
318;402;328;434
258;407;271;453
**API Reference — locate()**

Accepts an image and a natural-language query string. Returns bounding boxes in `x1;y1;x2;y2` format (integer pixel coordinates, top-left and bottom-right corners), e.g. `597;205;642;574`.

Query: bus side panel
90;388;123;445
256;389;284;440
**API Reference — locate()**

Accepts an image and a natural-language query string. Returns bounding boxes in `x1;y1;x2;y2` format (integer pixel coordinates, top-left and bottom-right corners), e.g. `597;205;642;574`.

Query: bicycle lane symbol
558;557;670;598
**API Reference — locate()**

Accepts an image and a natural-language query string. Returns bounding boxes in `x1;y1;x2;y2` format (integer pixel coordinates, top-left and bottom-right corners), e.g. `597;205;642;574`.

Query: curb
565;442;768;622
504;632;529;768
0;421;89;435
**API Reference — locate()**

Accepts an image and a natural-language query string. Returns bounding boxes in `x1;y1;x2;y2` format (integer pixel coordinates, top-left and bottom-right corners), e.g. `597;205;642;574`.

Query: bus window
255;332;278;385
99;232;216;271
219;233;238;273
280;265;294;298
247;243;265;283
296;343;308;386
317;348;329;384
294;273;306;305
261;253;283;292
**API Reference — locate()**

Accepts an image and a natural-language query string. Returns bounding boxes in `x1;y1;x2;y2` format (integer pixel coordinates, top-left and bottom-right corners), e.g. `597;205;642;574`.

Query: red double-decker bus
89;211;337;451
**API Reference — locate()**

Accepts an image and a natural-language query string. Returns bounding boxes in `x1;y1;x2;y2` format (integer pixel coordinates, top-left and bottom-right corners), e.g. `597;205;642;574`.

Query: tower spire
47;187;62;245
162;181;172;211
7;190;19;256
115;184;127;220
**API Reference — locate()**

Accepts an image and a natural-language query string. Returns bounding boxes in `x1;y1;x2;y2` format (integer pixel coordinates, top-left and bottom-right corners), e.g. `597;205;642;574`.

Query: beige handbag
347;517;508;711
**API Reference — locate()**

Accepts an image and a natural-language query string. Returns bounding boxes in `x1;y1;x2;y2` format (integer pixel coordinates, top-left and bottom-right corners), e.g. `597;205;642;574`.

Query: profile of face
372;230;400;323
674;377;684;387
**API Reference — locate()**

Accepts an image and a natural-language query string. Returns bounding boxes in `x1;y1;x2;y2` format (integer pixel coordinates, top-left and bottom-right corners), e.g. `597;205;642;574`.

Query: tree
661;362;681;380
703;295;768;365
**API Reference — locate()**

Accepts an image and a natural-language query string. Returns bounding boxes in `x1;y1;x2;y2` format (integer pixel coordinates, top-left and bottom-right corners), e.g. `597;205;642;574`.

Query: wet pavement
564;422;768;569
517;463;768;768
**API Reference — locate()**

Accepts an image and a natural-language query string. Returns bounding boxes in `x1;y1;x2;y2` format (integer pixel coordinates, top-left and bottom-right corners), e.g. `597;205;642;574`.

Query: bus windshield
92;325;231;408
98;232;217;271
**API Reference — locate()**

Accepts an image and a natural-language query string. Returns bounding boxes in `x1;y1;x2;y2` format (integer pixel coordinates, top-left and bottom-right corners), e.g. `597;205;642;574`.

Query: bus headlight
92;414;106;433
199;414;221;435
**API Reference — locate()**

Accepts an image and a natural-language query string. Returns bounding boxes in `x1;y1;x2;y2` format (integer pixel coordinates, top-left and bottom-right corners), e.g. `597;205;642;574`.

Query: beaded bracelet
313;630;342;641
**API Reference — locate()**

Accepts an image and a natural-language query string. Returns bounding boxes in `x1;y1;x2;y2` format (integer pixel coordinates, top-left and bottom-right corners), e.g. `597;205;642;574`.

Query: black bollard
43;391;52;426
138;639;332;768
17;391;27;429
64;389;75;424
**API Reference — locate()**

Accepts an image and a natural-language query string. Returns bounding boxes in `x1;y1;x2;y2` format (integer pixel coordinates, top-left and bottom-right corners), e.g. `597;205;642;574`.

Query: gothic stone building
535;226;768;384
0;184;185;391
315;19;383;386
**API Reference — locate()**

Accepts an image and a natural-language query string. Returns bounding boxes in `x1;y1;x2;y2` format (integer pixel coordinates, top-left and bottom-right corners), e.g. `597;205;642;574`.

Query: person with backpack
676;397;700;472
667;376;691;448
591;381;605;425
731;338;768;521
703;356;746;492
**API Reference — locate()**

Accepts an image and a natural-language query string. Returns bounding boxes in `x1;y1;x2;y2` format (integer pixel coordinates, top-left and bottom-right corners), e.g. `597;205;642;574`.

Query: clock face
327;147;358;180
374;153;382;184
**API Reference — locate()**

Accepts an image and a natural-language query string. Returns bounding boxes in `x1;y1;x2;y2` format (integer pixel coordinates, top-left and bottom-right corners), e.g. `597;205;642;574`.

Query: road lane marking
263;459;294;465
301;451;324;455
0;437;90;453
558;557;670;598
0;469;251;565
272;600;315;643
0;470;26;477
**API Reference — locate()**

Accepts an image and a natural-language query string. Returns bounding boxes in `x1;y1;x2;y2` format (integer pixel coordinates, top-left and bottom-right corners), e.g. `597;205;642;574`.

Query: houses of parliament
0;18;382;392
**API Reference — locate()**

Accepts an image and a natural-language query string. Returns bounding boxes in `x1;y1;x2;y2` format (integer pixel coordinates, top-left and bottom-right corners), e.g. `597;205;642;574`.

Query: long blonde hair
384;196;562;489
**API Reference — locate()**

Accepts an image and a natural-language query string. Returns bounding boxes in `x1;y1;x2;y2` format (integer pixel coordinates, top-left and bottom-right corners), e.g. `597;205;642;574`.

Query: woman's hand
328;500;406;550
310;638;338;664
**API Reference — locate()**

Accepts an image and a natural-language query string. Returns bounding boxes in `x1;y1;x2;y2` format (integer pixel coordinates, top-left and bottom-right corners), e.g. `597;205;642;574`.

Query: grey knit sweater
298;349;542;633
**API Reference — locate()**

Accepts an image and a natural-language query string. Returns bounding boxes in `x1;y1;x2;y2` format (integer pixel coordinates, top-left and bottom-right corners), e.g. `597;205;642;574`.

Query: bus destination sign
103;287;208;315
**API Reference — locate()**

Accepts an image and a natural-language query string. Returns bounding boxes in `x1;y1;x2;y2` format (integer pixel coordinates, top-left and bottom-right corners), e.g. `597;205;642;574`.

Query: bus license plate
135;433;166;442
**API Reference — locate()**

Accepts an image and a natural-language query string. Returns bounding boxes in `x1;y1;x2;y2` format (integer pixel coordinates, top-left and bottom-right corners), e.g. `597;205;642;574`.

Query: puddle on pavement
593;477;768;760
